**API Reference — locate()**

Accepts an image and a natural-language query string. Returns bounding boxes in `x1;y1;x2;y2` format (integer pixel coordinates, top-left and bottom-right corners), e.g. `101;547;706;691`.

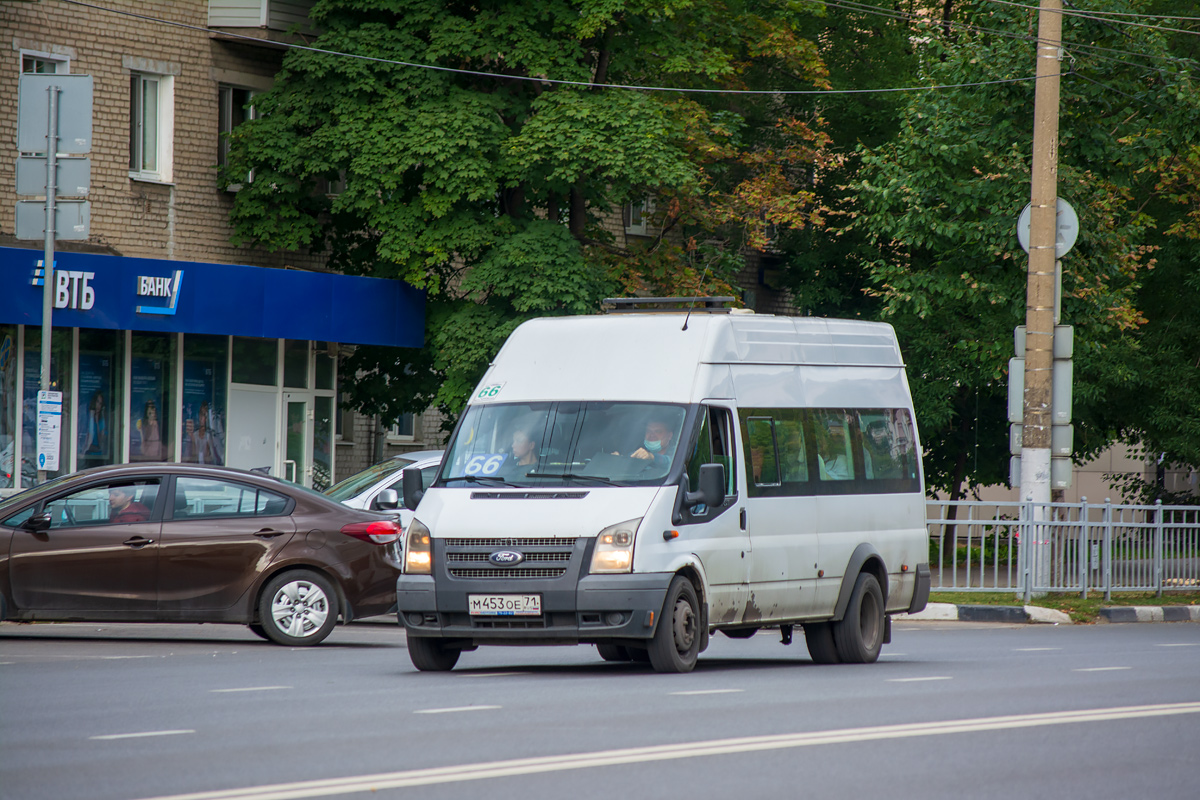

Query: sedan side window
44;480;161;528
173;477;290;519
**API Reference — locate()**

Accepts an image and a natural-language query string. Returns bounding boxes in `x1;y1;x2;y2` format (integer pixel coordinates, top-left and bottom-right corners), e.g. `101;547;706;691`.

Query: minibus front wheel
648;575;701;673
408;636;462;671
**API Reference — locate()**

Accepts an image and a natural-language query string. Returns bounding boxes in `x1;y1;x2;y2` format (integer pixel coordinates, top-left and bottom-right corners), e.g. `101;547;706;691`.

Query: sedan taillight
341;519;402;545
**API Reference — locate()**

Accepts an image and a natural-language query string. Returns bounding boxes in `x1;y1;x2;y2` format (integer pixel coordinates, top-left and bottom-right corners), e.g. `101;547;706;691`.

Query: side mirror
684;463;726;509
401;468;425;511
22;512;52;533
374;488;400;511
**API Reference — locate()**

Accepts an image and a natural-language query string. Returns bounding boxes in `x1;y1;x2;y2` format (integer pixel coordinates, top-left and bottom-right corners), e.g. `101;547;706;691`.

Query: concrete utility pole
1021;0;1063;589
39;84;60;486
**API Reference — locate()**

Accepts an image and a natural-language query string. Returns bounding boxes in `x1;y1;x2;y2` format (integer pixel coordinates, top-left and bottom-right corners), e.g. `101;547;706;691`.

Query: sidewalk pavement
900;602;1200;625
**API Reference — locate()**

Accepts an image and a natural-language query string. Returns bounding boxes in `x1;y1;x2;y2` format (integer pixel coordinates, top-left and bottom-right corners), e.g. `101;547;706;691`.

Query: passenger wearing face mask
614;417;676;468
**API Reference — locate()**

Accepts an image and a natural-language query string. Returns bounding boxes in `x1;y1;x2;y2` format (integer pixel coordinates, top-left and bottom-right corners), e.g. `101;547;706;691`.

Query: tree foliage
845;0;1200;499
224;0;832;424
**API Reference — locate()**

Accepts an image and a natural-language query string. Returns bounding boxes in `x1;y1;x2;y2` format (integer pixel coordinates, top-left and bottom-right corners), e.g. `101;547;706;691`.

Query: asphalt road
2;618;1198;800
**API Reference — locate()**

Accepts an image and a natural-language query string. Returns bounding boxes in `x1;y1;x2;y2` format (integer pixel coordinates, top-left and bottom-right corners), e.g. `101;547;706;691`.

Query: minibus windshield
440;401;688;488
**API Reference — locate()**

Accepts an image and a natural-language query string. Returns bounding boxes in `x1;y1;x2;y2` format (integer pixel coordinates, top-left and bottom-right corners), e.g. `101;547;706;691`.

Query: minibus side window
745;417;781;488
776;415;809;483
685;406;738;511
813;410;855;482
859;409;919;482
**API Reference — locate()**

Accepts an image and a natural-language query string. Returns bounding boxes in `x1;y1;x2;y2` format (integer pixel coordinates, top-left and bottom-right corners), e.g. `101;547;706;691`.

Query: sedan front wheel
257;570;339;646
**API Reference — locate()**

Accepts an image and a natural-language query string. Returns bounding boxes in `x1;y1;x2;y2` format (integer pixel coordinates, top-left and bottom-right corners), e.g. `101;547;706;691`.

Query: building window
129;72;174;182
218;85;255;186
389;413;415;442
21;52;69;74
624;198;652;237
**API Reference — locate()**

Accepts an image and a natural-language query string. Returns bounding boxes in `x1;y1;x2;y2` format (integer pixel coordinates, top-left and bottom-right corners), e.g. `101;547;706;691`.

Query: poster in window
182;358;224;464
77;353;113;468
130;356;167;461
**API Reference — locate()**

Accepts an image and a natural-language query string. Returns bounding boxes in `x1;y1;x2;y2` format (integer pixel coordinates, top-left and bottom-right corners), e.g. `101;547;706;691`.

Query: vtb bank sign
31;261;182;315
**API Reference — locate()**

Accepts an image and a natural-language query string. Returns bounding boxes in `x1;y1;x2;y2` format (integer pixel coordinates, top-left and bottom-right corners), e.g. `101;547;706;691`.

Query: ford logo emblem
488;550;525;566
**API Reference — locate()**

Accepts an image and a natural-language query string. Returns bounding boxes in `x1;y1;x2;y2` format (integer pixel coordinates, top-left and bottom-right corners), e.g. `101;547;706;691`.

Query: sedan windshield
441;402;687;488
323;457;414;502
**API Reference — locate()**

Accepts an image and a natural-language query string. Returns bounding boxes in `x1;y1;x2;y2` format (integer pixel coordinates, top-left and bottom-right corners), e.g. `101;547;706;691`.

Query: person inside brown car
109;486;150;523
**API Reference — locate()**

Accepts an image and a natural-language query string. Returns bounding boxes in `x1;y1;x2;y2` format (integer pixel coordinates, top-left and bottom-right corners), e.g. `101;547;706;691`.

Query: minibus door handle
739;508;747;530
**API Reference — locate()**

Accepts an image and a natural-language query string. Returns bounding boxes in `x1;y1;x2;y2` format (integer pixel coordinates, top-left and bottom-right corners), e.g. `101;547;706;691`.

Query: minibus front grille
444;537;579;548
447;553;572;563
448;567;569;579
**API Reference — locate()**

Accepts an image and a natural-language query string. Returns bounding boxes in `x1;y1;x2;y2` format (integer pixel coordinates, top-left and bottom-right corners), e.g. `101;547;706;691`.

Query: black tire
832;572;885;664
803;622;841;664
597;643;632;662
628;646;651;663
257;570;339;646
408;636;462;671
247;622;270;641
647;576;701;673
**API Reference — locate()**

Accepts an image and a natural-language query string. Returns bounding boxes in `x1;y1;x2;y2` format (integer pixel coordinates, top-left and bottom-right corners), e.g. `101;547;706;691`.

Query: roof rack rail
602;296;737;314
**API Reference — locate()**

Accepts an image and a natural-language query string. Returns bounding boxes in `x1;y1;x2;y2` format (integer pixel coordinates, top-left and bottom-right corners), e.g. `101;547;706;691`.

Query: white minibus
398;300;931;672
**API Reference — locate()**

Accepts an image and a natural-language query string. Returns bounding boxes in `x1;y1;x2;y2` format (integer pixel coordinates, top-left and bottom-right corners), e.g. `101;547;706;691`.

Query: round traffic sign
1016;198;1079;259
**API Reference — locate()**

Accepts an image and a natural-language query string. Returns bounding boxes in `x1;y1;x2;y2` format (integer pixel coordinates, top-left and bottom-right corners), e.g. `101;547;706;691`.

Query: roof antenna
682;258;712;332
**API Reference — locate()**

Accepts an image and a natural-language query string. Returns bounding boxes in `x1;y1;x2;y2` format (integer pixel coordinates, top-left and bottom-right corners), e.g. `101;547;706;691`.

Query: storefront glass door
282;394;310;486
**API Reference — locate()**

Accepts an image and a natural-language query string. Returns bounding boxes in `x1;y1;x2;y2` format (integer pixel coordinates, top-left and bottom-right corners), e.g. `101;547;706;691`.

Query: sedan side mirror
22;512;52;533
684;463;726;509
401;469;425;511
374;488;400;511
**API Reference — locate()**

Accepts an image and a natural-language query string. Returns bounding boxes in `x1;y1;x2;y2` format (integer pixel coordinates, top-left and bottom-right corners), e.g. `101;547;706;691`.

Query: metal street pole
1020;0;1063;592
38;83;60;485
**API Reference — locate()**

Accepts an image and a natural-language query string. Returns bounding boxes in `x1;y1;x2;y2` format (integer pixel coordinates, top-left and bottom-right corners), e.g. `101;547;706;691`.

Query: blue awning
0;246;425;348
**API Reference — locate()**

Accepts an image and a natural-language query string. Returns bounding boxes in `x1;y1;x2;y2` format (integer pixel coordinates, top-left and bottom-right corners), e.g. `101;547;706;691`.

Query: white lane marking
210;686;292;693
414;705;502;715
127;702;1200;800
887;676;952;683
670;689;745;696
1074;667;1132;673
100;655;159;660
90;730;195;741
1014;647;1061;652
458;672;529;678
1155;643;1200;647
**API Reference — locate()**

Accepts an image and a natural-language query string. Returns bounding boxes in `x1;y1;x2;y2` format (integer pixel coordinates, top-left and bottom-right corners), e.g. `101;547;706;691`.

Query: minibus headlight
405;518;432;575
590;518;640;574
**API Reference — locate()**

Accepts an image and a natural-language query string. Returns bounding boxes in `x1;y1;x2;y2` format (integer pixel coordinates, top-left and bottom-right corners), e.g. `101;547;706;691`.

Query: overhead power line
62;0;1048;96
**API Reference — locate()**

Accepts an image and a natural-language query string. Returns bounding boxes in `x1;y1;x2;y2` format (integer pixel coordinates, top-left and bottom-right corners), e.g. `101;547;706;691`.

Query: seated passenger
109;486;151;523
817;417;852;481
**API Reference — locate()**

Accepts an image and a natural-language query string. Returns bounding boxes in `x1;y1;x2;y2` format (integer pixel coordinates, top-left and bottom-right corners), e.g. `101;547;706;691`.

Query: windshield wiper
524;472;622;486
445;475;520;487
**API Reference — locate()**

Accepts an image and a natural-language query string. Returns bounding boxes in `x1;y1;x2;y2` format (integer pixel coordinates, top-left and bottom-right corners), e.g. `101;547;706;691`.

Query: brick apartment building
0;0;437;495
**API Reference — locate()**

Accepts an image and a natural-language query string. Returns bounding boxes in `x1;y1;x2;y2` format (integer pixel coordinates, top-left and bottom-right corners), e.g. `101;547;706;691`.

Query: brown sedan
0;464;403;645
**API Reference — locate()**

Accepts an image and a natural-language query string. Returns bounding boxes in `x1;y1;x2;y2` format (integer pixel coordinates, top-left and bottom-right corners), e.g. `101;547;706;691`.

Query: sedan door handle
123;536;154;548
254;529;286;539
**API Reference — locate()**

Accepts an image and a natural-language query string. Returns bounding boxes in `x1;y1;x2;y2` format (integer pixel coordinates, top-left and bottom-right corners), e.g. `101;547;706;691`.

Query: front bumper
396;570;674;645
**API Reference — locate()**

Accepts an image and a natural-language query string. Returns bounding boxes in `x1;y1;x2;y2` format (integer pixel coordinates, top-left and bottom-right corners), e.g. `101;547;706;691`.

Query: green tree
224;0;832;426
847;0;1200;499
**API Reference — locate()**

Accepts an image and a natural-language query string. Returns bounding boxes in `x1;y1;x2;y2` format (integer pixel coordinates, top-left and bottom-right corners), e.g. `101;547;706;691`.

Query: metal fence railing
926;499;1200;601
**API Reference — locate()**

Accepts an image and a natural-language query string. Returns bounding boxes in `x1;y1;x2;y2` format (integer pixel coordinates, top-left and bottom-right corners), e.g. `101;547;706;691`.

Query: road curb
902;602;1200;624
898;603;1070;624
1097;605;1200;623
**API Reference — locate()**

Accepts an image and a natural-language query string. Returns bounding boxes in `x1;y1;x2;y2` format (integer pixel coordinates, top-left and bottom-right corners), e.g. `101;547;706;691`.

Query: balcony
208;0;318;40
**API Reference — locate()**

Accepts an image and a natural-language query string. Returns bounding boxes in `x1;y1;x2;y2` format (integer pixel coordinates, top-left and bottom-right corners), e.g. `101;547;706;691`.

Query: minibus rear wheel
832;572;885;663
803;622;840;664
408;636;462;671
648;576;701;673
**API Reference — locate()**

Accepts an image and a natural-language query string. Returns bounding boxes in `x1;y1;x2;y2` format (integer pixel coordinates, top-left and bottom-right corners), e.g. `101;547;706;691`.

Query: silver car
323;450;442;527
